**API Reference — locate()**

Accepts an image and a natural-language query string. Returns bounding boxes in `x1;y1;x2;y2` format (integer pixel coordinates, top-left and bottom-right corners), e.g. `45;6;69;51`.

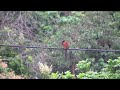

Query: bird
62;40;75;75
62;40;69;60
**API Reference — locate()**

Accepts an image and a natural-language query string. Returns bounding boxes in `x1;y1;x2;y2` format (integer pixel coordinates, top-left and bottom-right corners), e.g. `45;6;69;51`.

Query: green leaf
28;56;33;62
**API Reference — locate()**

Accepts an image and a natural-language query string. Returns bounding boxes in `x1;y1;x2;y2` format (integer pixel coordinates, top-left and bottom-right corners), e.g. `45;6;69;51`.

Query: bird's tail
65;49;67;60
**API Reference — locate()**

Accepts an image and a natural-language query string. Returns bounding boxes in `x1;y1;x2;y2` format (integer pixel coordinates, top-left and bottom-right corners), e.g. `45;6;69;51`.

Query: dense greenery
0;11;120;79
50;57;120;79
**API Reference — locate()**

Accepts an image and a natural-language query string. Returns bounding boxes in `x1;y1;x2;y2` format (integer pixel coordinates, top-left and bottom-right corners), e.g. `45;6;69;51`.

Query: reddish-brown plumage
62;40;69;50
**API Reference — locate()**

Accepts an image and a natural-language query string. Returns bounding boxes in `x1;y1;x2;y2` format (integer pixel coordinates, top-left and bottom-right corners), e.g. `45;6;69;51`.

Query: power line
69;48;120;52
0;44;120;52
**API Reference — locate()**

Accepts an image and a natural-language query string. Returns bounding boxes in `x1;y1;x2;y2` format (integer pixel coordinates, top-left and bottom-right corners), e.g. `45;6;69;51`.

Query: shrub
76;60;91;73
50;57;120;79
38;62;52;79
8;56;30;76
0;58;26;79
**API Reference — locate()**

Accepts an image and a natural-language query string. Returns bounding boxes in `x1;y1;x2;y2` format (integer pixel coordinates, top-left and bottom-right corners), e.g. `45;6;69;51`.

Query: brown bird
62;40;70;60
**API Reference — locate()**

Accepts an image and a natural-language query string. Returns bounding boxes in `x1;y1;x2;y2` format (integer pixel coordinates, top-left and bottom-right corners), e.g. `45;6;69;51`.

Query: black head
62;40;65;44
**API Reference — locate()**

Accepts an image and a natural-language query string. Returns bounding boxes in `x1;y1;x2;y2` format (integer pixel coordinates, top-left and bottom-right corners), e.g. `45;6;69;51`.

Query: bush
50;57;120;79
76;60;91;73
8;56;30;76
38;62;52;79
0;58;26;79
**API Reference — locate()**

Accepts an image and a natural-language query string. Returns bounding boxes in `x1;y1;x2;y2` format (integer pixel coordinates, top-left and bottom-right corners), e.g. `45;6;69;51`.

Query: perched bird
62;40;69;60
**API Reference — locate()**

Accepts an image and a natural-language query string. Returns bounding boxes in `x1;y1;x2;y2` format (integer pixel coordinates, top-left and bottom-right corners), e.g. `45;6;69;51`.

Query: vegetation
0;58;26;79
0;11;120;79
50;57;120;79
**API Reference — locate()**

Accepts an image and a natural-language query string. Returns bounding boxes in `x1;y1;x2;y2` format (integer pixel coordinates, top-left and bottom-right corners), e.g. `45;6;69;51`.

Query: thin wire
0;44;120;52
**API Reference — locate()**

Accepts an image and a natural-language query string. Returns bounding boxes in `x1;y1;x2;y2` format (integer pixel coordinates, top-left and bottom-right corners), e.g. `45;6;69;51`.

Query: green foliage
1;11;120;78
0;47;17;57
77;71;99;79
62;71;75;79
0;58;26;79
93;58;107;72
76;57;120;79
50;71;75;79
103;57;120;73
76;60;91;73
50;71;60;79
0;65;11;73
50;57;120;79
8;56;30;76
27;56;33;63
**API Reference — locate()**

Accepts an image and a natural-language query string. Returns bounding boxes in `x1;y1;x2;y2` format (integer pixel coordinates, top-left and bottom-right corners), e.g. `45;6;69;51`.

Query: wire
0;44;120;52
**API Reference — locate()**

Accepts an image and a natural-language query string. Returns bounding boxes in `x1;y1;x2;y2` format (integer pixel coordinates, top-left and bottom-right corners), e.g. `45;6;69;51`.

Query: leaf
28;56;33;62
